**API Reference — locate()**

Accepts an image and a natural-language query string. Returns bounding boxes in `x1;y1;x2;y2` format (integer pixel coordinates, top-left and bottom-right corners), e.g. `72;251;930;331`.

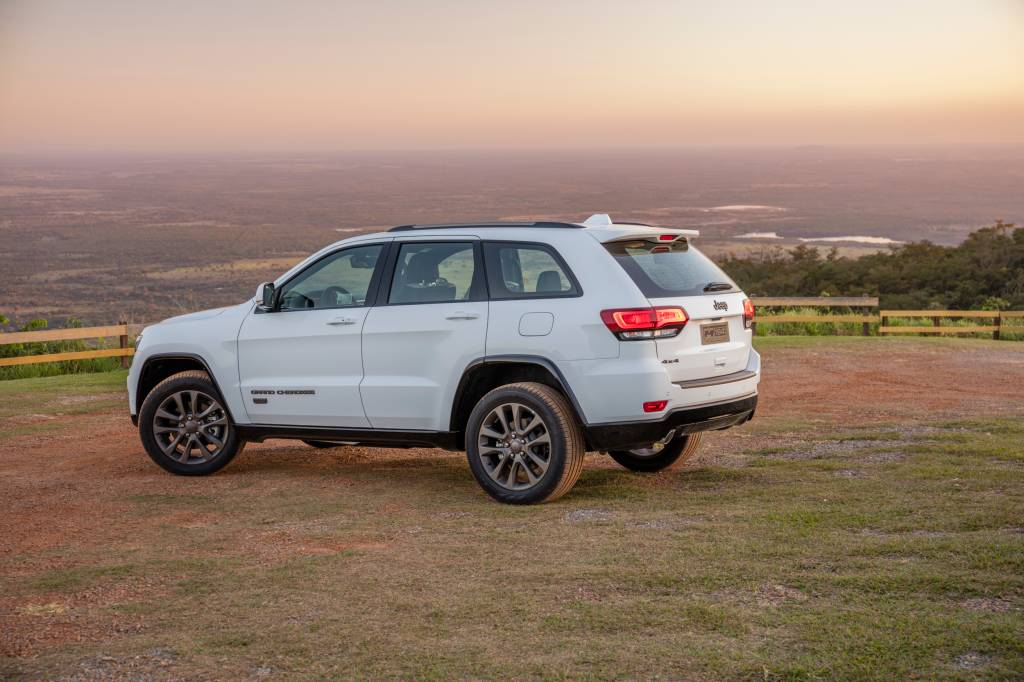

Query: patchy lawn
1;337;1022;680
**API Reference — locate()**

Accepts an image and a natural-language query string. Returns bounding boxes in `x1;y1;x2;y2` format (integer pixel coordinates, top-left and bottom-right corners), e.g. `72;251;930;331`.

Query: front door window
278;244;384;311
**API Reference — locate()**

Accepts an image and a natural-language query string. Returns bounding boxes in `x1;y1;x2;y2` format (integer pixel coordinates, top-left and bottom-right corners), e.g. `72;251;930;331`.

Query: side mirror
352;252;377;269
256;282;276;311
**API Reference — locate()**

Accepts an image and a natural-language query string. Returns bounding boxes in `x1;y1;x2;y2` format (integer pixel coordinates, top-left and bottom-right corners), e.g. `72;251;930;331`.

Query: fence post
119;320;129;368
932;316;940;336
862;307;870;337
880;314;887;336
994;313;1001;341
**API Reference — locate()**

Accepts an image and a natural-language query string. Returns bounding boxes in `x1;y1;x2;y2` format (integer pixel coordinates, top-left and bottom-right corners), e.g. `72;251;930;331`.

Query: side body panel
360;237;488;431
361;300;489;430
235;306;372;427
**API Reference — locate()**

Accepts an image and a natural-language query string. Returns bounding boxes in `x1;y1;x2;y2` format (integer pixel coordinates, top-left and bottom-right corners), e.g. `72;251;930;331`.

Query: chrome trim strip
673;369;758;390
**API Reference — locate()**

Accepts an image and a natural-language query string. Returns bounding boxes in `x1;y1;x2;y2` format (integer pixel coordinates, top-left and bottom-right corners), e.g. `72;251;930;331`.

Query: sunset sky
1;0;1023;152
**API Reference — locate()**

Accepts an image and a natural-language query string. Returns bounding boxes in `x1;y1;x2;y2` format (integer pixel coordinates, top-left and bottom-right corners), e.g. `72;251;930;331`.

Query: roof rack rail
388;221;582;232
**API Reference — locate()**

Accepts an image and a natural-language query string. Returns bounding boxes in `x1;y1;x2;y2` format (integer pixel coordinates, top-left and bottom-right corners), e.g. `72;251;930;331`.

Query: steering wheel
281;291;315;309
320;285;352;308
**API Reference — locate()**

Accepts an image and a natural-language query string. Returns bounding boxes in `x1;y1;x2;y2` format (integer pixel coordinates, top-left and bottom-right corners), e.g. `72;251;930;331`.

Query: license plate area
700;321;730;345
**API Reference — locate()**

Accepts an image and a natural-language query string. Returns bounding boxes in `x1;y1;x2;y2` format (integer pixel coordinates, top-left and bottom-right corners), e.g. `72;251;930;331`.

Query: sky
1;0;1023;152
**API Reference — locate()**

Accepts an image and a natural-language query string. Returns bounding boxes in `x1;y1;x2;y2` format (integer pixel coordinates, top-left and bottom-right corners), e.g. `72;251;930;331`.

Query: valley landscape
3;146;1023;325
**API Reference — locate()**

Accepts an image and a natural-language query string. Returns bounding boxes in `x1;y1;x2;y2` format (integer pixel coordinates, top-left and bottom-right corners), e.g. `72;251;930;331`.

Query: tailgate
649;292;750;383
599;235;751;384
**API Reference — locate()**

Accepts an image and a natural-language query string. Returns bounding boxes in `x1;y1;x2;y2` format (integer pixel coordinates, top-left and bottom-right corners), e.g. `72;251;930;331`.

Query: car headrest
404;253;439;284
536;270;563;293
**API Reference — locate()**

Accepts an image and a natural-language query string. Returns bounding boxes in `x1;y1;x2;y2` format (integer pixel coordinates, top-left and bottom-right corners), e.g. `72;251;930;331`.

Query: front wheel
608;432;703;472
138;370;244;476
465;382;585;504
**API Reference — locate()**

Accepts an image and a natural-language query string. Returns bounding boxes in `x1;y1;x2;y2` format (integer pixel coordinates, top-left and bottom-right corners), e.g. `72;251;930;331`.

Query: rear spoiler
580;213;699;243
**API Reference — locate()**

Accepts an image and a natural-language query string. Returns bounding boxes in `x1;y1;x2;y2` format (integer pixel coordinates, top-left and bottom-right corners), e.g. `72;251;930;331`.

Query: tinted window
484;243;579;299
604;239;737;297
388;242;479;304
278;244;384;311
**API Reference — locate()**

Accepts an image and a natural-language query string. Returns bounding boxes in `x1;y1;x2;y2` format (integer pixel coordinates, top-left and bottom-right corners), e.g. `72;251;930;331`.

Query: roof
387;214;699;239
389;221;582;232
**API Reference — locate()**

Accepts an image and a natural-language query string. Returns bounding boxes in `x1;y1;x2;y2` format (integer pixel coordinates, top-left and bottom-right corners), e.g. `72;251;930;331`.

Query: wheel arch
448;355;589;443
136;353;234;420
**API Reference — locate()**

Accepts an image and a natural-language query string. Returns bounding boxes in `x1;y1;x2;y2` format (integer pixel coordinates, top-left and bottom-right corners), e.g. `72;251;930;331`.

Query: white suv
128;214;759;504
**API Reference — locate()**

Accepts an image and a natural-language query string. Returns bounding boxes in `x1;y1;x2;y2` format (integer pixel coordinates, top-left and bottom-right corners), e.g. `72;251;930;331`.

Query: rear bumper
584;393;757;451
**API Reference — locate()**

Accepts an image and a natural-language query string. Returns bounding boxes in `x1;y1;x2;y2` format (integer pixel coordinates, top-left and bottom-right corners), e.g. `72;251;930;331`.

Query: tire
465;382;585;504
302;440;344;449
608;432;703;473
138;370;244;476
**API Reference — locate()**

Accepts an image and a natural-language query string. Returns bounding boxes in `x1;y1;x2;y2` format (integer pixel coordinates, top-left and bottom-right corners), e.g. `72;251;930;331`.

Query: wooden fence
750;298;1021;339
1;303;1022;367
752;297;879;336
879;310;1024;340
0;322;136;368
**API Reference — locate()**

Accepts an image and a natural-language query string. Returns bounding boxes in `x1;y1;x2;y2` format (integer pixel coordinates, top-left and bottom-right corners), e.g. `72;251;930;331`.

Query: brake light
658;234;676;241
643;400;668;413
743;298;755;329
600;306;688;340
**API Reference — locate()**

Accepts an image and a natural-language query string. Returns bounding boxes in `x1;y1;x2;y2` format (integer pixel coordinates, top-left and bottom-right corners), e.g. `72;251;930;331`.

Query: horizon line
3;142;1024;158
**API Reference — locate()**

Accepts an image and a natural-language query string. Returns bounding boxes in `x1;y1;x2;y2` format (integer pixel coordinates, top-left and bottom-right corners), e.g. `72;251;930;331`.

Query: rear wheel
466;382;585;504
138;370;244;475
608;432;702;472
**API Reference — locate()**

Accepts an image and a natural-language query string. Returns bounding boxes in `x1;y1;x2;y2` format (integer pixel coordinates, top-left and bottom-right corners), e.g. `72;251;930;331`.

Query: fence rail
0;321;134;368
878;310;1011;339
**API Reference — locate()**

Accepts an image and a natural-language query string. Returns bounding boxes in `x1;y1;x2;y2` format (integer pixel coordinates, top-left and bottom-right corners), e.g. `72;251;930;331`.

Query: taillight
742;298;755;329
600;306;688;340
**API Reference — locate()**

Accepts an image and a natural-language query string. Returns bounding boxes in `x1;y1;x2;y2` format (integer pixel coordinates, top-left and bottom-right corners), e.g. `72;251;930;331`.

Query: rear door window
603;239;737;298
387;242;483;304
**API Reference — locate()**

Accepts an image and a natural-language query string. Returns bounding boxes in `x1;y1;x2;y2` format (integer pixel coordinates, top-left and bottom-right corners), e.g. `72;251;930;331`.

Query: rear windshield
603;239;737;298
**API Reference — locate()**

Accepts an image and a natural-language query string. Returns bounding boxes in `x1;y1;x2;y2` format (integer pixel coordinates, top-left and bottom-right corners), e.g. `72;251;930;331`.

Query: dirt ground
1;336;1022;680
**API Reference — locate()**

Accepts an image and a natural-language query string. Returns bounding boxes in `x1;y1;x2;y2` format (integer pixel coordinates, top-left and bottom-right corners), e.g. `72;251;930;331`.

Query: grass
0;370;127;439
5;422;1024;678
0;370;126;419
1;339;1022;679
751;334;1020;352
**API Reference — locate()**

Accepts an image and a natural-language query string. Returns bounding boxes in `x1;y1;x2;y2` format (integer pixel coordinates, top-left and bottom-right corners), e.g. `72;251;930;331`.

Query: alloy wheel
477;402;551;491
152;389;230;465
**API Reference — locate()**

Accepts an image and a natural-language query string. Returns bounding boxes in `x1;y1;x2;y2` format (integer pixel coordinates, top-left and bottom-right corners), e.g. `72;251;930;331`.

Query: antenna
582;213;613;227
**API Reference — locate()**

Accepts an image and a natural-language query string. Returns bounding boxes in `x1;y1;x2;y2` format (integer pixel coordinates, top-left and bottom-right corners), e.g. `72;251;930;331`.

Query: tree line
720;221;1023;310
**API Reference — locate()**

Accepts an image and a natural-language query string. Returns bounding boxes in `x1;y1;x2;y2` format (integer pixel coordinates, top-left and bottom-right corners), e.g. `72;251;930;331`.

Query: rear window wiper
703;281;733;292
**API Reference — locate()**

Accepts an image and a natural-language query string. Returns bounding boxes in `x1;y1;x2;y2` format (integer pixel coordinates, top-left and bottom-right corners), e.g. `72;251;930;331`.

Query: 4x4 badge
713;300;728;311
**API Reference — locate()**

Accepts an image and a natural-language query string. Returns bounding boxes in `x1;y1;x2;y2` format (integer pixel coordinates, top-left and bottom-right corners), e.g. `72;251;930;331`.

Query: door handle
326;316;357;326
445;311;480;320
